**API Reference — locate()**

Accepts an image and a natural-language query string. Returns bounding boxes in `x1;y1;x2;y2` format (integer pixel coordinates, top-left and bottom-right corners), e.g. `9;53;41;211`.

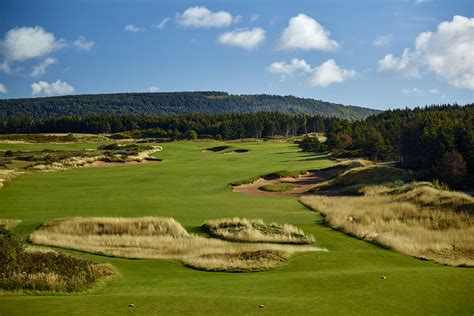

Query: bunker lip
232;167;345;196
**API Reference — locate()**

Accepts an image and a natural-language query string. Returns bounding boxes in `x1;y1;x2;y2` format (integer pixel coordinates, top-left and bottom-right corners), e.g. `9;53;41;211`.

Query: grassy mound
310;165;414;194
183;250;287;272
301;184;474;266
202;217;315;244
0;226;116;293
31;217;322;272
259;183;298;192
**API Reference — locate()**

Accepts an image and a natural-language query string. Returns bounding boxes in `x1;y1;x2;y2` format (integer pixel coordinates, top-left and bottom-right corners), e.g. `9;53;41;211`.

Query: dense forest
300;104;473;188
0;91;379;120
0;112;339;139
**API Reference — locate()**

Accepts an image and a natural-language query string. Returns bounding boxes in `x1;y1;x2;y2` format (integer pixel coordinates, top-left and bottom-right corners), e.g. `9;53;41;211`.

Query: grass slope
0;140;472;315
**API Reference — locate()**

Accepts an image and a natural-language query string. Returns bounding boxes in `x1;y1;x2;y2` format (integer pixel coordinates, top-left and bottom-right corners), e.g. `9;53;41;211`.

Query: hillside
0;91;379;120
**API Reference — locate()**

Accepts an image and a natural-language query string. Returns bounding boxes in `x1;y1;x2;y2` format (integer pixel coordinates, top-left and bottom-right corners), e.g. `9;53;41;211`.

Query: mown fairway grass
0;140;472;315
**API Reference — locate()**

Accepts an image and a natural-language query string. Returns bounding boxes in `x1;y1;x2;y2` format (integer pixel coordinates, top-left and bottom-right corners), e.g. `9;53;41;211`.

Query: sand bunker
233;167;344;196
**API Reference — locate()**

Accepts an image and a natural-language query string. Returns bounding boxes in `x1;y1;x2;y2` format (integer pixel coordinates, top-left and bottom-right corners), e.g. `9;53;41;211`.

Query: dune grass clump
31;217;323;272
182;250;287;272
0;226;116;293
259;183;298;192
301;185;474;266
202;218;315;244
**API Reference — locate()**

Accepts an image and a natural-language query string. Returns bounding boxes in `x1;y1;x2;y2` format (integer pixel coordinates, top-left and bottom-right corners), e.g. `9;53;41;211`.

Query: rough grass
0;219;21;230
259;183;298;192
310;164;415;194
301;184;474;266
30;217;323;272
202;217;315;244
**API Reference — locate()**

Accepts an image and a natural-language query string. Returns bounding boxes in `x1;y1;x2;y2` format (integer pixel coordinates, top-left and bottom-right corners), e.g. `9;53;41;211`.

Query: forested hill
0;91;379;120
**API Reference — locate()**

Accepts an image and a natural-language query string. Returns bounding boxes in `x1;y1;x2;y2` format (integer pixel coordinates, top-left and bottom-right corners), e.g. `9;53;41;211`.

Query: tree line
300;104;473;188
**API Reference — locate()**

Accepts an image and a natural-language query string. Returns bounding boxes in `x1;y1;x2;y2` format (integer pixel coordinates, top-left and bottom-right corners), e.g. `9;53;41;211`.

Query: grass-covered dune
0;140;472;315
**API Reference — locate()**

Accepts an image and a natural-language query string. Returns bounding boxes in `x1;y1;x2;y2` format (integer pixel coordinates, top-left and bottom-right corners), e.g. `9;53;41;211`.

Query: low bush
0;225;115;292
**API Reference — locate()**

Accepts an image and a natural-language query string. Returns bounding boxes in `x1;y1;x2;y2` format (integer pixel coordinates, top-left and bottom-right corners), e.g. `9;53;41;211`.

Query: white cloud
73;35;95;51
378;16;474;89
278;14;339;51
401;88;440;95
267;58;311;80
31;57;56;77
154;18;171;29
378;48;420;77
147;86;159;92
31;79;74;96
373;34;392;47
125;24;145;32
268;58;355;87
0;26;65;73
415;0;431;5
218;27;265;50
177;6;235;28
0;83;6;93
309;59;356;87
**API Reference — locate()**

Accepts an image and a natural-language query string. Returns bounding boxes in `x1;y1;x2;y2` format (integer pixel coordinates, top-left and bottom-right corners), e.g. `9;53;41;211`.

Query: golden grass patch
301;184;474;266
31;217;324;272
0;219;21;229
202;217;315;244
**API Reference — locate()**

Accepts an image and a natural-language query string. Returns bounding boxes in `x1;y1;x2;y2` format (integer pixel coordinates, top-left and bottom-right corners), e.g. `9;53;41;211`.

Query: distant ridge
0;91;380;120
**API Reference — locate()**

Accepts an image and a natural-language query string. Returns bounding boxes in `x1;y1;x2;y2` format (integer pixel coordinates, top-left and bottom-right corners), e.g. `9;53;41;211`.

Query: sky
0;0;472;110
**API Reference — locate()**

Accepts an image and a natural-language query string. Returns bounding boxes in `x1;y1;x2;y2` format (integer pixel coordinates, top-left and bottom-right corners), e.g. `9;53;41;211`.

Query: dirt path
233;167;344;197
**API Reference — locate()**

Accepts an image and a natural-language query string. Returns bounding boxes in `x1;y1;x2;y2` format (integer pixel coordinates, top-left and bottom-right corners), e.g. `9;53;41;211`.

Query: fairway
0;141;472;315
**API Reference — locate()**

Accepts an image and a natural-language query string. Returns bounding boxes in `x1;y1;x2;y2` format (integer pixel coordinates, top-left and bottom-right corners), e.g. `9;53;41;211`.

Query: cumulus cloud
177;6;235;28
378;16;474;89
0;26;64;73
125;24;145;32
373;34;392;47
147;86;159;92
267;58;311;79
309;59;356;87
218;27;265;50
73;35;95;51
0;83;6;93
31;57;56;77
0;26;65;62
268;58;355;87
378;48;420;77
31;79;74;96
154;18;171;29
278;14;339;51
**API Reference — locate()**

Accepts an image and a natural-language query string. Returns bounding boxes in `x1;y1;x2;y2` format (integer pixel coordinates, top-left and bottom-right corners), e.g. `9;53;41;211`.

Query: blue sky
0;0;472;110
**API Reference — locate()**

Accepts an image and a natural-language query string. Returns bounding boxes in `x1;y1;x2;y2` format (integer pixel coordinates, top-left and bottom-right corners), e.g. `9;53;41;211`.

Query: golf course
0;140;472;315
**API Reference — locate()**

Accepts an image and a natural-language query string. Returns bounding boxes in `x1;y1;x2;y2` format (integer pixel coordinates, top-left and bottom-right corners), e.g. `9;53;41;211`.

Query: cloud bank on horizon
0;1;472;109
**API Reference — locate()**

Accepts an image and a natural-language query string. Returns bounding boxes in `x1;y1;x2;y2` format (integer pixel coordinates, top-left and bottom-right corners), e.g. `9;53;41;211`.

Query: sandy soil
233;167;344;196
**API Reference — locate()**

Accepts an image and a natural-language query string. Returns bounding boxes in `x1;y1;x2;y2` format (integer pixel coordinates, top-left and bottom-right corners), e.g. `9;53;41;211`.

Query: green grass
259;183;298;192
0;140;472;315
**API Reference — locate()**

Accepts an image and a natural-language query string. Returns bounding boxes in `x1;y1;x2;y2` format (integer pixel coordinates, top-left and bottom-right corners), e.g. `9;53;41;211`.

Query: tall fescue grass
203;217;315;244
301;184;474;266
310;165;414;194
31;217;324;272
